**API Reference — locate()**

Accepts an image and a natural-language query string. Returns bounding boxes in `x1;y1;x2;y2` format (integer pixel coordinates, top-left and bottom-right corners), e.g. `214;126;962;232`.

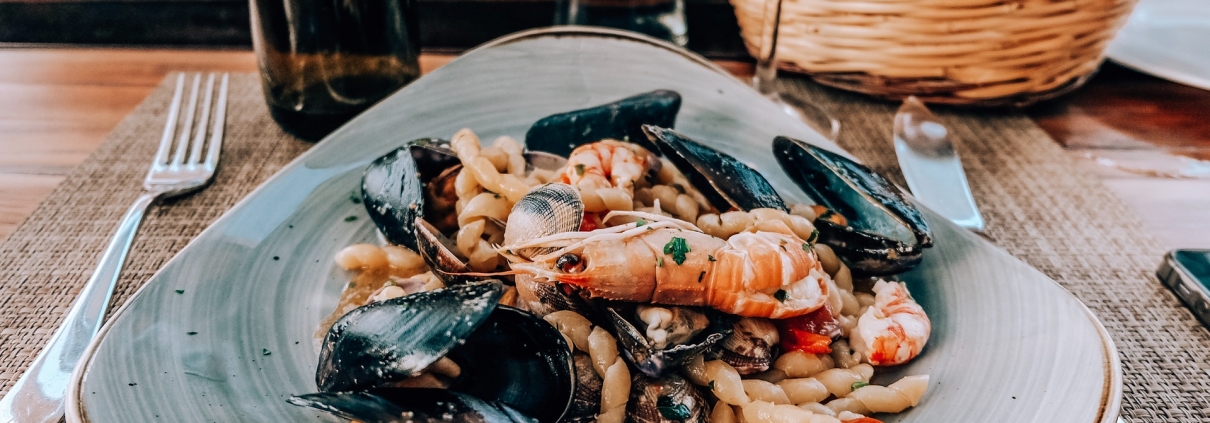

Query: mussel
604;304;734;378
642;125;786;212
525;90;682;157
362;138;568;283
302;281;575;423
773;137;932;275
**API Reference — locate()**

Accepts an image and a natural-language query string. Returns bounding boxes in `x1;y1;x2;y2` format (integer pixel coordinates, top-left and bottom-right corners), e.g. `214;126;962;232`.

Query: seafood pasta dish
289;91;936;423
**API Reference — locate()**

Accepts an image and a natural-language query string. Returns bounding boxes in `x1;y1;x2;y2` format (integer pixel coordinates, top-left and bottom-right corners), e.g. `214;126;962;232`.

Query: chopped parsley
851;381;870;391
344;216;358;222
698;271;706;283
663;237;691;265
802;242;812;252
774;289;788;302
657;256;664;267
708;254;716;262
347;281;356;288
186;331;198;335
807;228;819;244
262;349;272;356
636;218;647;227
708;380;716;390
349;193;362;204
574;164;586;176
656;396;692;421
174;289;184;294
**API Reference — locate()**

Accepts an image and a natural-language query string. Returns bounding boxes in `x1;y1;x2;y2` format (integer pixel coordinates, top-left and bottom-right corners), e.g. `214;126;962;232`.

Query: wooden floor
0;48;1207;249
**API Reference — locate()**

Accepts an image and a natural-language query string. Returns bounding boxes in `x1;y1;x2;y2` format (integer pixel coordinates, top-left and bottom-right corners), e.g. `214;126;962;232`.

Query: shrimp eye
556;253;585;273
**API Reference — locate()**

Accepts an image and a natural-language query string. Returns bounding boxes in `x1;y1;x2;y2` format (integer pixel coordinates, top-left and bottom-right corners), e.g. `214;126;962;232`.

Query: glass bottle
249;0;421;140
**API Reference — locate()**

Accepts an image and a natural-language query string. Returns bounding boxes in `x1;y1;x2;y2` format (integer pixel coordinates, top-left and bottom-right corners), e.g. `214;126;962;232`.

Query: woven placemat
1;72;1207;421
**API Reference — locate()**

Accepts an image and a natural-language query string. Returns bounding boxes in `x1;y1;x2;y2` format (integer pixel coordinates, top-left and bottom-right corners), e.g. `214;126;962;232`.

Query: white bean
742;380;791;404
704;360;750;405
588;326;619;378
600;358;631;412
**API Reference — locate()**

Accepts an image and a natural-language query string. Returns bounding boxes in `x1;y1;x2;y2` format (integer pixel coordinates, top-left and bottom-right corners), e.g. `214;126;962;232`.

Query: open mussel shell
361;138;461;249
773;136;933;275
289;388;537;423
445;305;575;423
604;305;735;378
525;90;681;157
316;281;503;392
628;373;708;423
643;125;787;212
414;217;483;285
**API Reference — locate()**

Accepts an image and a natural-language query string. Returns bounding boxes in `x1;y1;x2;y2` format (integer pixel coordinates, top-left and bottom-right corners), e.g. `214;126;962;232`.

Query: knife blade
893;96;986;231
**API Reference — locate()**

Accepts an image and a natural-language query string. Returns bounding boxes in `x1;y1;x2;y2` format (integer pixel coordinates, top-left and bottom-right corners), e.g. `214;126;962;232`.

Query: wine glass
751;0;840;141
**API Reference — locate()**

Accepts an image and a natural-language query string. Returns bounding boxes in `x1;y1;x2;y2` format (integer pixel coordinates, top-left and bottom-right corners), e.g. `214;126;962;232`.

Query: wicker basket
732;0;1138;106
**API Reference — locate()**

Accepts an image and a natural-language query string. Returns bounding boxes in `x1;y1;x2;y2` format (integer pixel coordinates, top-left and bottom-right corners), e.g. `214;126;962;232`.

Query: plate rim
1106;0;1210;90
66;26;1123;423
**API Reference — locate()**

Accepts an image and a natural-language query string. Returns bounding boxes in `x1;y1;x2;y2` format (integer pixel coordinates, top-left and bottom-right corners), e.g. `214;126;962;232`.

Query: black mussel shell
644;125;787;212
362;138;460;250
316;281;503;392
604;305;736;378
773;136;933;275
289;388;537;423
525;90;681;157
445;305;575;423
627;373;708;423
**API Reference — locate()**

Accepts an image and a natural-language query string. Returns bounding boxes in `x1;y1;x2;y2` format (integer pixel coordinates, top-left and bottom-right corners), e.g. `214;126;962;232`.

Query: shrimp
499;211;831;319
560;140;657;195
850;280;931;366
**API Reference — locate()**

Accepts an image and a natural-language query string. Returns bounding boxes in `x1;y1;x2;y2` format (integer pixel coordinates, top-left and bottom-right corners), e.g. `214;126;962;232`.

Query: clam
604;304;734;377
717;318;779;375
362;139;568;283
627;373;708;423
289;388;536;423
773;137;932;275
642;125;786;212
525;90;682;157
503;184;595;316
308;281;575;423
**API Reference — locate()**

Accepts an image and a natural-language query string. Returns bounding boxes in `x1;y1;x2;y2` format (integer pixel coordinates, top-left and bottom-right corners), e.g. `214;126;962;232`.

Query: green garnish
708;380;716;390
174;289;184;294
807;228;819;244
344;216;358;222
574;164;586;176
636;218;647;227
657;256;664;267
262;349;272;356
802;242;812;252
186;331;198;335
662;237;691;265
708;254;716;262
347;281;357;288
349;193;362;204
698;271;706;283
851;381;870;390
656;396;692;421
774;289;787;302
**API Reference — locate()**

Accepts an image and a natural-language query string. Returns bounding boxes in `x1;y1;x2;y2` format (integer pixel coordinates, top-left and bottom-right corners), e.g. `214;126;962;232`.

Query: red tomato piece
579;212;601;232
777;306;840;354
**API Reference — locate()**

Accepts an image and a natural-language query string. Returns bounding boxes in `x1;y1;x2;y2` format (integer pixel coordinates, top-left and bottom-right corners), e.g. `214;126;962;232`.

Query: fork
0;72;228;423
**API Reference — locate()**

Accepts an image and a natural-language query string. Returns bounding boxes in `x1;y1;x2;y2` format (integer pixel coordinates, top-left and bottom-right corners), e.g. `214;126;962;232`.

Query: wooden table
1;49;1207;250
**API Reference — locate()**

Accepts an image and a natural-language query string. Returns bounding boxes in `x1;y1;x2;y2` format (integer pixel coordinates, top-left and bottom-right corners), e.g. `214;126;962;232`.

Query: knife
893;96;986;231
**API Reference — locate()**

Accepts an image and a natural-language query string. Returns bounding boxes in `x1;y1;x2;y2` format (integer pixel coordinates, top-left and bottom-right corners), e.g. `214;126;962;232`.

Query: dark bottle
250;0;421;140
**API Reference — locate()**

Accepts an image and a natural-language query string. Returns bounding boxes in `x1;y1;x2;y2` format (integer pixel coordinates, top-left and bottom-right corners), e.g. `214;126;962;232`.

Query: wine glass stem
753;0;784;97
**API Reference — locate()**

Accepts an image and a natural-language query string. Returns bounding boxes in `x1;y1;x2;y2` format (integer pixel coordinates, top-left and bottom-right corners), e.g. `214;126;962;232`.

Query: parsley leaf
807;228;819;244
774;289;787;302
174;289;184;294
574;164;586;176
708;254;716;262
262;348;272;356
663;237;691;265
656;396;692;421
851;381;870;390
636;218;647;227
708;380;716;390
344;215;358;222
657;256;664;267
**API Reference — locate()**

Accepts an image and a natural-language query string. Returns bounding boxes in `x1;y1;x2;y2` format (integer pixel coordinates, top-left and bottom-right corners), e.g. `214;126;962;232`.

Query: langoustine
499;211;832;319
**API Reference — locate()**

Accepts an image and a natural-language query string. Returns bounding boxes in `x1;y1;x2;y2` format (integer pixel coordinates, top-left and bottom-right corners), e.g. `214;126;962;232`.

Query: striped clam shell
503;183;584;259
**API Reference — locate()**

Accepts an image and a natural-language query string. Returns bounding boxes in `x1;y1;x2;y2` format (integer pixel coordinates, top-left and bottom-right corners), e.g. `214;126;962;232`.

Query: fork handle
0;192;160;423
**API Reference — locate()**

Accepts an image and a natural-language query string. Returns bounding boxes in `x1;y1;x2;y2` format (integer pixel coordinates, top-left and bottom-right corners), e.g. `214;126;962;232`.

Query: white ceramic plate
1107;0;1210;90
68;27;1121;422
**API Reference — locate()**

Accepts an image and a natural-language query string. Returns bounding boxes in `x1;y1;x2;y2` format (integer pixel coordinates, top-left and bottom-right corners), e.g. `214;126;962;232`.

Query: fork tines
153;72;229;173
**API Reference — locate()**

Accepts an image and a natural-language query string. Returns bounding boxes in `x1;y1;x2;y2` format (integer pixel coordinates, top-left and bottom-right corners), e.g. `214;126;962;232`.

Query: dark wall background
0;0;749;59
